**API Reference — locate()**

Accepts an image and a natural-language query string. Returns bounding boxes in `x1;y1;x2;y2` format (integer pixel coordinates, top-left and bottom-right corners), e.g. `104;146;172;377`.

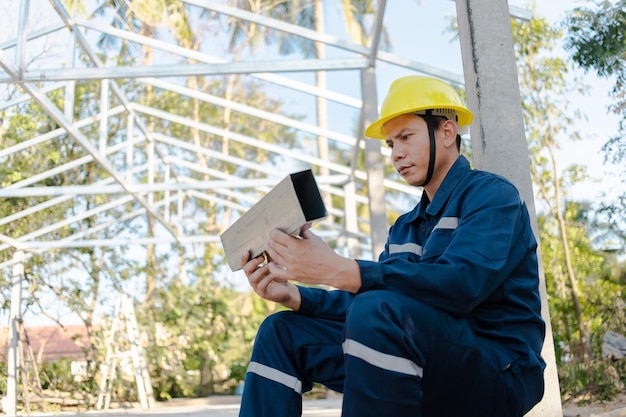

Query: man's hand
264;228;362;293
241;251;302;311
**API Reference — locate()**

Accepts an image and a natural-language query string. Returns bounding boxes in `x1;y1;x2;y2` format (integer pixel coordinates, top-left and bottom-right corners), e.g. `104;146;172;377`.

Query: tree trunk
548;144;591;361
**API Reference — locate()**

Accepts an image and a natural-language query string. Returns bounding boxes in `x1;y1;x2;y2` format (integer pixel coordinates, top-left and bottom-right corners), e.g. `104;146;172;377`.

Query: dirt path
563;394;626;417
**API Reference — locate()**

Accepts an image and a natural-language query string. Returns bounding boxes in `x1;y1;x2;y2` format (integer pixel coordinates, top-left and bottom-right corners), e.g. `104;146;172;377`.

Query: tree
131;73;299;393
224;0;392;228
0;0;306;401
564;0;626;252
0;77;135;337
57;0;302;396
512;10;626;401
539;202;626;402
88;0;204;302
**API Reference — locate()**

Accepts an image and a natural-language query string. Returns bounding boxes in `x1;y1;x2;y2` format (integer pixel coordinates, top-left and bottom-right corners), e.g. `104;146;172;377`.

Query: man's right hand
241;251;302;311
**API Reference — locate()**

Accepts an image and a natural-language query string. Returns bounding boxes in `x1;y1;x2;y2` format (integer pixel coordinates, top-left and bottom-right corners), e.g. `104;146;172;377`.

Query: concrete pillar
361;66;388;258
455;0;563;416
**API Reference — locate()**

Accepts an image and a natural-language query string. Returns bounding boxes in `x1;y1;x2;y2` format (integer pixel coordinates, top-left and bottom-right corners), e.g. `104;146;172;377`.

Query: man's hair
417;114;462;152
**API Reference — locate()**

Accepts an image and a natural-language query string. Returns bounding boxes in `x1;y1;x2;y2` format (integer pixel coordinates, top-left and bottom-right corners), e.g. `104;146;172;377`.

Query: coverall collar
401;155;470;223
425;155;469;216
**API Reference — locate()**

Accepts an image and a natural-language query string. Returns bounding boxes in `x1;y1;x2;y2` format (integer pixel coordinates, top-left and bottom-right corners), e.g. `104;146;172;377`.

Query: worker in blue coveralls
239;75;546;417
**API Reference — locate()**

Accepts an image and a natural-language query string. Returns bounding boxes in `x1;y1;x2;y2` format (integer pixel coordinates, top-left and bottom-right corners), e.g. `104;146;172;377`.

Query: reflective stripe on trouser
246;361;303;394
238;311;345;417
342;339;423;377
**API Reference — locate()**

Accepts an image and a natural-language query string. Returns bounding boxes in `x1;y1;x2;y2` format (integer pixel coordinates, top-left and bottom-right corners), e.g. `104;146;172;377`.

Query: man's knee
344;290;422;347
344;290;466;366
254;310;295;347
345;290;437;335
345;290;395;334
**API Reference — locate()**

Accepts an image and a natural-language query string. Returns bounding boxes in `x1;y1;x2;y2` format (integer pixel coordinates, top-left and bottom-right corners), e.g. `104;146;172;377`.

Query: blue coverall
239;156;546;417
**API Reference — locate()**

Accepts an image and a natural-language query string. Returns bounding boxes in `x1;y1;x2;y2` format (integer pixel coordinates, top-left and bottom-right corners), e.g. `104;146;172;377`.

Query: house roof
0;324;93;362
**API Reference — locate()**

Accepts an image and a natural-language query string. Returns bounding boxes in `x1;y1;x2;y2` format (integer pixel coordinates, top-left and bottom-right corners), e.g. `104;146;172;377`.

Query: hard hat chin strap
420;112;437;187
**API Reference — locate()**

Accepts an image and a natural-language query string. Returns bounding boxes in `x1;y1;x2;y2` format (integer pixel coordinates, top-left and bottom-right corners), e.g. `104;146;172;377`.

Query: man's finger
268;262;289;281
242;251;266;275
300;222;312;235
301;228;318;240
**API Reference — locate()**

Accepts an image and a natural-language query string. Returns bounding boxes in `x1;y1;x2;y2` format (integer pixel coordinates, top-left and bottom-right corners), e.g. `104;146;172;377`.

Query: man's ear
442;119;458;147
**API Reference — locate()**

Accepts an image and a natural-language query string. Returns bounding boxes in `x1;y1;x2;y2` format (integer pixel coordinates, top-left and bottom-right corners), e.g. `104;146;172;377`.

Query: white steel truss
0;0;482;268
0;0;529;267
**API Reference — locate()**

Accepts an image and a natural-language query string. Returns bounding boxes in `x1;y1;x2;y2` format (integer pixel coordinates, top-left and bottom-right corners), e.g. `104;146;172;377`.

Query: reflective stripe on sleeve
389;242;423;256
246;361;303;394
433;216;458;230
342;339;423;378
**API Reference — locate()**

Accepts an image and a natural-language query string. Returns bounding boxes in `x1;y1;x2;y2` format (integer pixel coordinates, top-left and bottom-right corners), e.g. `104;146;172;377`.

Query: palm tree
225;0;391;226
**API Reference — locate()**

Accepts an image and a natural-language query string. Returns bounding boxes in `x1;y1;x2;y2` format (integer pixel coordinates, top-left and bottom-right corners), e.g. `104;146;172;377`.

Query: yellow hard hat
364;75;474;139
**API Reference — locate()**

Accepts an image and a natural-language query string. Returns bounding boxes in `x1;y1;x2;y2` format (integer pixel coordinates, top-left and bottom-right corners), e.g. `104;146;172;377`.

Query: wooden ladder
17;319;45;413
96;294;155;410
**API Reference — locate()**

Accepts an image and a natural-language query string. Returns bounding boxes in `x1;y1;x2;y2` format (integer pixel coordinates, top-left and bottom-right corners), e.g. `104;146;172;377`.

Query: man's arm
358;180;535;315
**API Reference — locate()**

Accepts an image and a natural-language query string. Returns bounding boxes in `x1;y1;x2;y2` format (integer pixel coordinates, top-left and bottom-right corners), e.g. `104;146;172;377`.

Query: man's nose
391;144;404;161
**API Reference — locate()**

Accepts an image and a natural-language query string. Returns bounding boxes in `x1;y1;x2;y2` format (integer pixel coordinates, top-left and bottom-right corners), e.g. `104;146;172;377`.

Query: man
239;75;546;417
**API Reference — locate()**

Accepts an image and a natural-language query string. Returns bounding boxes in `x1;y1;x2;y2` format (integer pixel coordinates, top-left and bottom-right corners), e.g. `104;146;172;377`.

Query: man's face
384;113;432;187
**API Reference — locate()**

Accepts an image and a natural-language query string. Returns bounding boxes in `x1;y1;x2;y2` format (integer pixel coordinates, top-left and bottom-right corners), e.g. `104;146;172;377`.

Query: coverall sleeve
357;178;535;316
297;286;355;319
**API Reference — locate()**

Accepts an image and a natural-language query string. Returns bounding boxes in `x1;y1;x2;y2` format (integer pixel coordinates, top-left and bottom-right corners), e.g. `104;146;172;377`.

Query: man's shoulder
451;156;516;189
467;167;518;190
458;168;523;204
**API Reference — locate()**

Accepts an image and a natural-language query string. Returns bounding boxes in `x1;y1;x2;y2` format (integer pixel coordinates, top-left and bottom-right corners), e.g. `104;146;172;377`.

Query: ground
563;393;626;417
7;391;626;416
